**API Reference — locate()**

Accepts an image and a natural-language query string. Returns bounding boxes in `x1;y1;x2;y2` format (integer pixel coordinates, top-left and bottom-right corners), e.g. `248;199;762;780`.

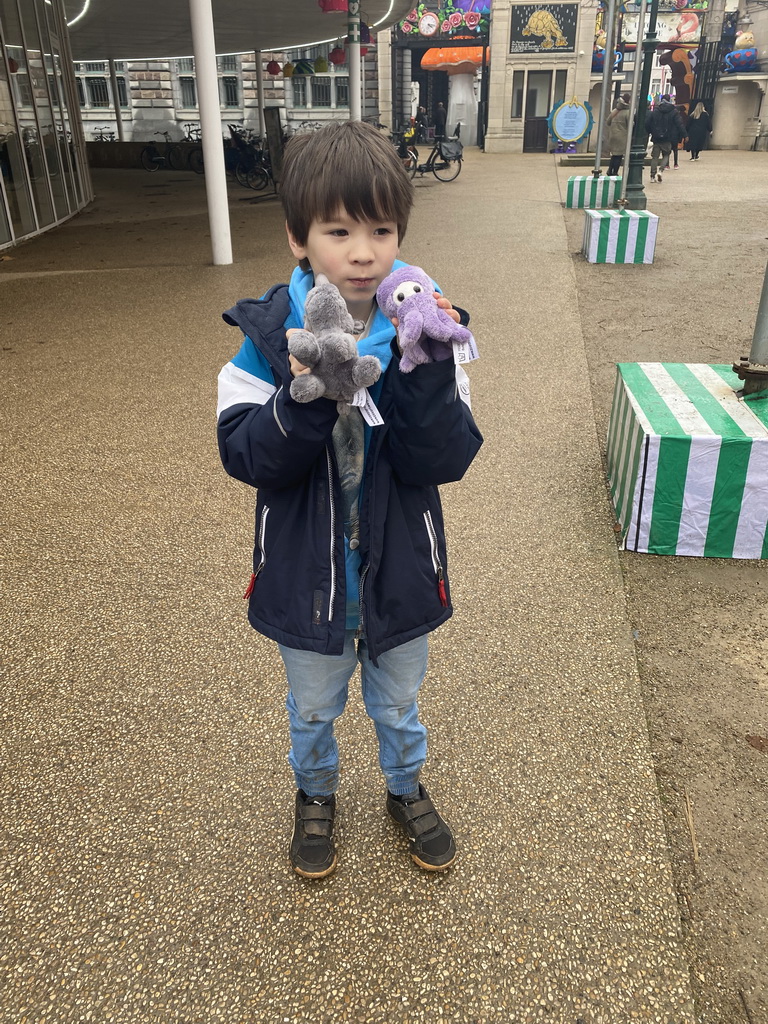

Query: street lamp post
592;0;618;177
623;0;660;210
348;0;362;120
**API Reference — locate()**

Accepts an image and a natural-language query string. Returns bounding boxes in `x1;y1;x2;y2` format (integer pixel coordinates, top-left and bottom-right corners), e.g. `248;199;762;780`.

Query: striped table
607;363;768;558
583;209;658;264
566;175;622;209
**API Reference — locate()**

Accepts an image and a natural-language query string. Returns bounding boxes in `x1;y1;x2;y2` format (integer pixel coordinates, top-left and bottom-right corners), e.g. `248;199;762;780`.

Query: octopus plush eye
392;281;422;305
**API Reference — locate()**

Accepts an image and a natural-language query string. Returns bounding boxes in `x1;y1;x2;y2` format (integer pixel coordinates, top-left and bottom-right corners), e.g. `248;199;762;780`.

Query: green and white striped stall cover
566;175;622;209
607;363;768;558
583;209;658;264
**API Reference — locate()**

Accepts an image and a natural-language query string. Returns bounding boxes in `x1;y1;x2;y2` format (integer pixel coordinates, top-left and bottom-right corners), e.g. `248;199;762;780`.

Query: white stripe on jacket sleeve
217;362;277;420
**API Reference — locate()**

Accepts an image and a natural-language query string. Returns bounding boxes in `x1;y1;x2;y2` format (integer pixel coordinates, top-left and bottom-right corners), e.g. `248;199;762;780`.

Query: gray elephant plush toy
288;274;382;414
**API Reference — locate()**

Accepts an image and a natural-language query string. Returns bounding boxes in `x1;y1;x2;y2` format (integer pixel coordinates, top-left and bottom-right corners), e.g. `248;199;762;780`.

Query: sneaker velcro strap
298;803;334;836
399;801;440;838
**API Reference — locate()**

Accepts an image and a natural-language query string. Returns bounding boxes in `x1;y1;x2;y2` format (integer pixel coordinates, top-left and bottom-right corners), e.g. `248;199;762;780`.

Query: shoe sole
292;855;338;880
410;850;456;872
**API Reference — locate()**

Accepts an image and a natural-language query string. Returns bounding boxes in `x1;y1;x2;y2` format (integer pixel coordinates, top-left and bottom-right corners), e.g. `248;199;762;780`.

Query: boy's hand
286;328;311;377
388;292;460;333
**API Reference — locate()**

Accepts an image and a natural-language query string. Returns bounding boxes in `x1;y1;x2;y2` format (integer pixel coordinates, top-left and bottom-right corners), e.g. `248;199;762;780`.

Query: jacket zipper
423;511;448;607
244;505;269;599
325;447;337;622
355;564;370;640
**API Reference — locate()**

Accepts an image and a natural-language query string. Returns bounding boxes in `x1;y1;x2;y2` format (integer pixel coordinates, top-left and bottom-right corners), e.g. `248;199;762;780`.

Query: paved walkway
2;154;696;1022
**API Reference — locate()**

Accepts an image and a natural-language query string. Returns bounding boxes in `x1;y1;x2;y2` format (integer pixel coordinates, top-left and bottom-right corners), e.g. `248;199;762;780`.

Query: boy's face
287;207;400;321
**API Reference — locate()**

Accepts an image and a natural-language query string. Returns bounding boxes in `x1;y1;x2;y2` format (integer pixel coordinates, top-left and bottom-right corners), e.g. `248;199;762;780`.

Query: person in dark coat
686;102;712;160
663;104;688;170
433;102;447;139
645;95;686;183
415;105;428;142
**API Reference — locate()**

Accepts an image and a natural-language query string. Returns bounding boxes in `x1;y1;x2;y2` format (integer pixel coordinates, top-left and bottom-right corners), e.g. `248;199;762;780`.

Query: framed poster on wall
510;4;578;54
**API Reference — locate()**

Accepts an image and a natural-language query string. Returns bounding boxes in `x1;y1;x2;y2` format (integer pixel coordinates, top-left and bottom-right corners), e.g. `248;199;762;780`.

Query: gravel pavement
0;154;717;1023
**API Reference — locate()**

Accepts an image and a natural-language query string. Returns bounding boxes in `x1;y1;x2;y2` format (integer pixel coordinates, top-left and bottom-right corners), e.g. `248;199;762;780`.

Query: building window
292;78;308;108
218;55;238;71
311;77;332;107
221;76;239;107
336;76;349;108
85;61;105;73
86;77;110;108
76;77;85;106
511;71;525;118
177;58;195;73
180;77;197;107
117;77;128;107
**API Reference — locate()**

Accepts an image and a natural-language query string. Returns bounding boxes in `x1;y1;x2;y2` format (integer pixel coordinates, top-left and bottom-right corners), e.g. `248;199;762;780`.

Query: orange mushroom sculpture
420;45;484;76
420;46;485;145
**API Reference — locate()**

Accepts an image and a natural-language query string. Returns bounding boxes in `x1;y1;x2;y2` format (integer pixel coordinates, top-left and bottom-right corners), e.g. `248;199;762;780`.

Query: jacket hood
222;284;293;374
656;99;676;113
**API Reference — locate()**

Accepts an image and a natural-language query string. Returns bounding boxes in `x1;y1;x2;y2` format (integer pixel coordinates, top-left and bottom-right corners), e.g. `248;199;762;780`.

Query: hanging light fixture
266;59;282;75
293;58;315;76
318;0;348;12
282;61;295;77
314;55;329;72
328;45;346;65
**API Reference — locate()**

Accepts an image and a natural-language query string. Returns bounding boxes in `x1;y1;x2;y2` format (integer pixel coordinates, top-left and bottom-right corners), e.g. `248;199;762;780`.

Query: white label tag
453;336;479;365
357;389;384;426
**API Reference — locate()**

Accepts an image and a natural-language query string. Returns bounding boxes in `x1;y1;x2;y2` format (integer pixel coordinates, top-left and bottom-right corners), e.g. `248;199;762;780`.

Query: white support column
108;59;125;141
254;49;265;137
348;0;362;120
189;0;233;265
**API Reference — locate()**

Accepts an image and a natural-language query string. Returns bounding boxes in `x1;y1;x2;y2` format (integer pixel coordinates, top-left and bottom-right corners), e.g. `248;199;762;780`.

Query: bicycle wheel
246;167;270;191
432;156;462;182
168;145;185;171
235;161;251;187
140;146;160;171
188;147;204;174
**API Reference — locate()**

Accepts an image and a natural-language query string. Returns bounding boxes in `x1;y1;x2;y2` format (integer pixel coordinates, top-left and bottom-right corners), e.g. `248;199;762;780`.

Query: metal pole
593;0;617;177
733;261;768;395
750;263;768;365
254;49;265;137
348;0;362;120
623;0;660;210
108;59;125;142
189;0;233;265
619;0;648;201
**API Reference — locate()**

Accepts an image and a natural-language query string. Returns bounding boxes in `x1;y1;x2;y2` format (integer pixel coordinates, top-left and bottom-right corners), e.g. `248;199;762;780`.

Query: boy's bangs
315;159;402;228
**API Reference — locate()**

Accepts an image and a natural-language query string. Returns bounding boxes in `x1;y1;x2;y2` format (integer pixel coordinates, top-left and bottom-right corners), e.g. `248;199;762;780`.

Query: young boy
216;121;482;878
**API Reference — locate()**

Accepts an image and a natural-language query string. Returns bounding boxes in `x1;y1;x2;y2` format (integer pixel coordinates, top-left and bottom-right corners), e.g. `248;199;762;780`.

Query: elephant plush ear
314;273;329;287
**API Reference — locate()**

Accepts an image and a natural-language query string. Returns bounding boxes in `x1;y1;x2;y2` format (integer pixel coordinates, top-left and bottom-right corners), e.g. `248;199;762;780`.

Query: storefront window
0;64;36;240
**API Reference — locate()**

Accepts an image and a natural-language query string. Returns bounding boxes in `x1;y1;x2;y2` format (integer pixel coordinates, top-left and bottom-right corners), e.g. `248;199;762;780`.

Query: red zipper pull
437;569;448;607
243;572;256;600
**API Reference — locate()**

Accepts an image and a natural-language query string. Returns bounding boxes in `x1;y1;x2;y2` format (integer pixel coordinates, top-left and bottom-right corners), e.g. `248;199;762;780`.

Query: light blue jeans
278;630;429;798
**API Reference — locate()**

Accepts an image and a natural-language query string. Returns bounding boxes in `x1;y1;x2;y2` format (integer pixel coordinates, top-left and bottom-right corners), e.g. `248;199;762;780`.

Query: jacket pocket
423;510;448;607
244;504;270;599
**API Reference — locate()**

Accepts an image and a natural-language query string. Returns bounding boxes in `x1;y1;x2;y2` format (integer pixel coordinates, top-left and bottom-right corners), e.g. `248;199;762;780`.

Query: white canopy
62;0;411;59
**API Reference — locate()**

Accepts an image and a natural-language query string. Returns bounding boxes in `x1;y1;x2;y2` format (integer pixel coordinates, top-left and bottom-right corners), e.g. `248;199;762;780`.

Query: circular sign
549;98;593;143
419;12;440;36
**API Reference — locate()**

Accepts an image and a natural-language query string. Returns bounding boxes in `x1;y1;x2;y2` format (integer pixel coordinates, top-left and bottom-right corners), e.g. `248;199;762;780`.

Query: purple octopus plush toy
376;265;476;373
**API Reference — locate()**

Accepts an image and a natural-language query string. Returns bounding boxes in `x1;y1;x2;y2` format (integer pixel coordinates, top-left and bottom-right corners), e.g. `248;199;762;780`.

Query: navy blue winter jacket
217;282;483;664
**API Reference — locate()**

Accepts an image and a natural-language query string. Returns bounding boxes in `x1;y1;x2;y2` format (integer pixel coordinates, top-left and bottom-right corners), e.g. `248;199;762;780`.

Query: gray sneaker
656;172;663;183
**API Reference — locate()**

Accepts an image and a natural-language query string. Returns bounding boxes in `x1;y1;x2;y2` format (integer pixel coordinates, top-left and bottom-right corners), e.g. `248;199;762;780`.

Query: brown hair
280;120;414;266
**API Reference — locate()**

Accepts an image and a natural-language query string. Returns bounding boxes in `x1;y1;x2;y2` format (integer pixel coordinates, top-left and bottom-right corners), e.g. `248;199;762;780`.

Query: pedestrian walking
686;102;712;160
607;92;631;177
645;94;686;183
665;104;688;169
416;105;428;142
433;101;447;140
216;121;483;880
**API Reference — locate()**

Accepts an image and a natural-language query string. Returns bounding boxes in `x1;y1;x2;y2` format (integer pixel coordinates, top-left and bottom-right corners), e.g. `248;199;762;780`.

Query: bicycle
227;124;271;189
408;121;464;182
140;131;185;171
391;127;419;178
92;126;115;142
182;122;201;142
